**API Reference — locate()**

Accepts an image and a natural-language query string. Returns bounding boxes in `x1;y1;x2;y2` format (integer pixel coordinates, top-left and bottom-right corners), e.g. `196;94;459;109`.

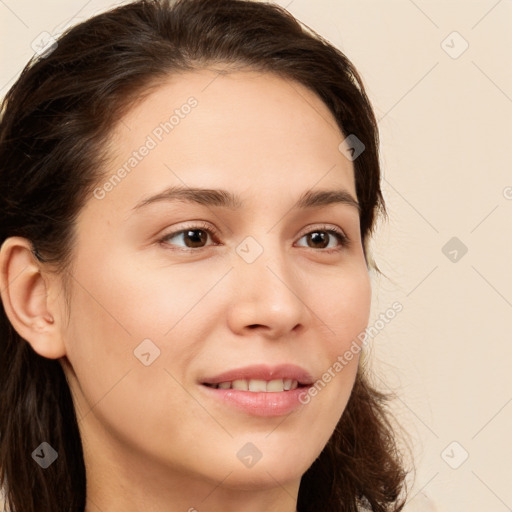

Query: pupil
186;229;207;247
310;231;327;248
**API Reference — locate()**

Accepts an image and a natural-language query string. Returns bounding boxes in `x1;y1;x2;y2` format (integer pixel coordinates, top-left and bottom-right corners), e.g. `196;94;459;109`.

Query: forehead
90;69;356;217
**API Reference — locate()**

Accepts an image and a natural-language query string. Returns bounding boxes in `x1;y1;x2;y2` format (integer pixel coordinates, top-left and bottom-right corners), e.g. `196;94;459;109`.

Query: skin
0;69;372;512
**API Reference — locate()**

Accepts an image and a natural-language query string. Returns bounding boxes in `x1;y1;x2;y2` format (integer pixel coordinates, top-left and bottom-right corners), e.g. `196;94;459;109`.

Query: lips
199;364;315;417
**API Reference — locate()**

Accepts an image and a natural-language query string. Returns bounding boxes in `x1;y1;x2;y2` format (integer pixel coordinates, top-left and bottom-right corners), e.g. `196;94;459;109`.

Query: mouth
200;363;314;390
202;378;310;392
199;364;314;417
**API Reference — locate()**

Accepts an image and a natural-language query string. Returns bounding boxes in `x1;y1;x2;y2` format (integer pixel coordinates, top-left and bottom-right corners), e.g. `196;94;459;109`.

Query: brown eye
307;231;330;249
163;229;209;248
160;223;218;251
296;227;348;252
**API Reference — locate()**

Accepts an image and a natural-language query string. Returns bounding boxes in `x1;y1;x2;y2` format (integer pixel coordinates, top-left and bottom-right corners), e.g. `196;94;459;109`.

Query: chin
218;464;304;491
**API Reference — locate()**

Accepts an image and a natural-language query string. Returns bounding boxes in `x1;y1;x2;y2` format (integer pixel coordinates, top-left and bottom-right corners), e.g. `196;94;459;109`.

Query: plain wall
1;1;511;511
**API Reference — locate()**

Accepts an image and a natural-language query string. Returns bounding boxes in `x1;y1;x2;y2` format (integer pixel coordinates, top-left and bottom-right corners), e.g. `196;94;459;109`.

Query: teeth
232;379;248;391
266;379;285;392
209;378;299;392
249;379;267;392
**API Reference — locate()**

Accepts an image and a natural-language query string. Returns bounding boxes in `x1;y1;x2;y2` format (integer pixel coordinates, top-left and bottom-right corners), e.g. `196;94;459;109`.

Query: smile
203;378;301;392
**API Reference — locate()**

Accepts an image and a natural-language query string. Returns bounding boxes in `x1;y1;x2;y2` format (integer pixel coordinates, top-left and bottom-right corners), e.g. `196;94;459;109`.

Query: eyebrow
132;185;360;213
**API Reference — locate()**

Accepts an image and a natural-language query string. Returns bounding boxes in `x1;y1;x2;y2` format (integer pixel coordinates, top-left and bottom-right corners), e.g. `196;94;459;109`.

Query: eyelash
158;221;350;254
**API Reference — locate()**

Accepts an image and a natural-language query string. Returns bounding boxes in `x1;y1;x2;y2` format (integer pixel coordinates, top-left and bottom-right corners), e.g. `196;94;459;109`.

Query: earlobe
0;237;66;359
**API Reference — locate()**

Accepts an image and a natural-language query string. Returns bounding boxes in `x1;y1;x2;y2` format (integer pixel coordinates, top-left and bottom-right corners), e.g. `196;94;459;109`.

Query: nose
226;239;311;340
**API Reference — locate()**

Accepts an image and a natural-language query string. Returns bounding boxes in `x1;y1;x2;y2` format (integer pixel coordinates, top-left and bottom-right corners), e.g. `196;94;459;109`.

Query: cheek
317;263;372;355
306;263;371;413
61;251;223;401
60;254;210;455
66;250;218;341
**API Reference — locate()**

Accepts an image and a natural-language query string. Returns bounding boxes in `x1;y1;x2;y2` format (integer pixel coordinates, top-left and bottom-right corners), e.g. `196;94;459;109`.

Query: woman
0;1;410;510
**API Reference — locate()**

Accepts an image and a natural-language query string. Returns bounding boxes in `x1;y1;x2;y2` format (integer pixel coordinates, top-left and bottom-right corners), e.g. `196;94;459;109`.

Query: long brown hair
0;1;410;510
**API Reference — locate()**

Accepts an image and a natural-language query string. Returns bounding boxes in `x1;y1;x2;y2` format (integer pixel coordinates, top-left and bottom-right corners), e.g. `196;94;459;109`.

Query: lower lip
200;384;311;417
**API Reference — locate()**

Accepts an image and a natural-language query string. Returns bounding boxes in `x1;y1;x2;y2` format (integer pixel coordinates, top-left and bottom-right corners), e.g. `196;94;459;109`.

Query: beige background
1;1;511;511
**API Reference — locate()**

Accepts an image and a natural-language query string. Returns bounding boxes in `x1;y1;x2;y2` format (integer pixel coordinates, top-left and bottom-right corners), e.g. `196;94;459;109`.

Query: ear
0;237;66;359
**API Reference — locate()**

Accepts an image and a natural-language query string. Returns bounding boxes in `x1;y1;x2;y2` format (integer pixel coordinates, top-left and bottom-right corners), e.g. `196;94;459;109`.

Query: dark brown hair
0;1;410;510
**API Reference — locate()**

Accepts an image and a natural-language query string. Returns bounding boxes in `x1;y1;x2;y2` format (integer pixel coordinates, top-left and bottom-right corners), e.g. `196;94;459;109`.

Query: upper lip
200;364;314;386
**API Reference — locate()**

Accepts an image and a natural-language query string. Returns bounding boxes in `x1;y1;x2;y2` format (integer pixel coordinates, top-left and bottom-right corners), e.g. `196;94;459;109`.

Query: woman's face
60;70;371;496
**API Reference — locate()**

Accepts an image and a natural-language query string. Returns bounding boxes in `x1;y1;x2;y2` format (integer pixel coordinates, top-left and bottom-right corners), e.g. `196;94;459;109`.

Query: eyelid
296;223;347;240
